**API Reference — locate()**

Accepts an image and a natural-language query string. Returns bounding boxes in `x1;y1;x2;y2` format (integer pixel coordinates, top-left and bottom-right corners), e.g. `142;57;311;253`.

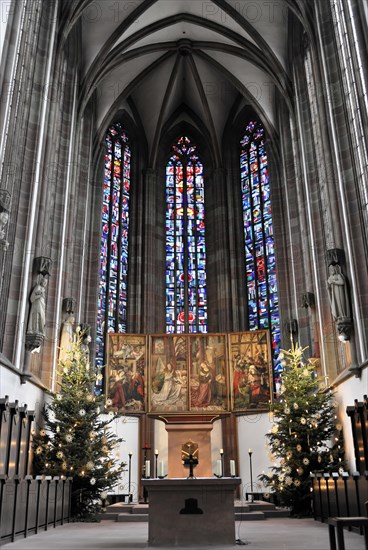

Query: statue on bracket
327;263;352;341
59;313;75;364
0;211;9;251
56;298;74;363
79;323;92;362
0;189;11;251
27;274;48;337
25;257;52;354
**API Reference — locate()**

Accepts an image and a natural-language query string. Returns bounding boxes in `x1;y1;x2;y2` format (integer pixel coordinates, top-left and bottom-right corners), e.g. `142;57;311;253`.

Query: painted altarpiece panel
106;334;146;413
189;334;228;412
149;335;189;413
148;334;229;414
230;330;272;413
105;331;271;415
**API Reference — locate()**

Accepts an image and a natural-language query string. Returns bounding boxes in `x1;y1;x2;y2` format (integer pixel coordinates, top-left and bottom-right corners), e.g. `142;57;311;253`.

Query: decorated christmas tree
259;343;345;515
32;328;126;519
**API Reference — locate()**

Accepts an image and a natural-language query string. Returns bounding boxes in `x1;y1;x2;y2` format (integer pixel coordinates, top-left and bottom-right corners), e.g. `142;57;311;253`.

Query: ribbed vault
59;0;301;165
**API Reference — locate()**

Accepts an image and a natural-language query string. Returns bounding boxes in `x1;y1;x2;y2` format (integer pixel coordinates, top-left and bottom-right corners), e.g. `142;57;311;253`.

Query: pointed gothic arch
239;119;281;380
165;135;208;334
95;123;132;378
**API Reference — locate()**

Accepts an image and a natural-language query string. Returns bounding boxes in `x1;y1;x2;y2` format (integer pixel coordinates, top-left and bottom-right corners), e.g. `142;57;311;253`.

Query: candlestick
154;450;159;478
145;459;150;478
230;459;236;477
220;448;224;476
248;449;254;501
128;452;132;499
142;442;151;502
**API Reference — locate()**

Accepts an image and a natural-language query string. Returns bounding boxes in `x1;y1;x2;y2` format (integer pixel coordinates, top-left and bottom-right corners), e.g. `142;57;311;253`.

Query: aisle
1;518;366;550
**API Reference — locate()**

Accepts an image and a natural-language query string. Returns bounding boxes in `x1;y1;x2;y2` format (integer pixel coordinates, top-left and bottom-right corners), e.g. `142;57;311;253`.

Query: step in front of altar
234;500;290;521
234;501;290;520
101;500;289;522
100;503;148;521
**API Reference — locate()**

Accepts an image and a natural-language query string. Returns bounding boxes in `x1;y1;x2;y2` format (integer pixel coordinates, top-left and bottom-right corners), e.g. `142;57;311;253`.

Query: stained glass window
240;121;281;381
96;124;131;383
166;136;207;334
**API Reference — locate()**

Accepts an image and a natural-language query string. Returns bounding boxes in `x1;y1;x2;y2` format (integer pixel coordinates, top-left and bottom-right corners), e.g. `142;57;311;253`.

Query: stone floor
1;518;366;550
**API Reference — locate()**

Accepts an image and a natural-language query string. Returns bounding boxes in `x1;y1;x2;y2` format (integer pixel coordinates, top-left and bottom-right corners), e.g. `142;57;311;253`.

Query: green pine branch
32;332;126;520
259;343;346;515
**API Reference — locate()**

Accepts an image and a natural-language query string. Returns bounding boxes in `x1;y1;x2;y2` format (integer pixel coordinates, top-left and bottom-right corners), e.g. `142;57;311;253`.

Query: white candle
248;448;253;454
145;459;150;478
230;460;236;477
216;459;222;476
155;449;159;455
159;460;164;477
220;448;224;454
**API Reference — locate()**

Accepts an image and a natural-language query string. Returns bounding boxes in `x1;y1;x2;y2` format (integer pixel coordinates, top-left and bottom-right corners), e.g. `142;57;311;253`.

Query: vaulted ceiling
61;0;310;165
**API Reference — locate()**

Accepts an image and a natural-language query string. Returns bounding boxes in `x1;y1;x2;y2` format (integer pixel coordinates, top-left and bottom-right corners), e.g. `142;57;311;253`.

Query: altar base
142;477;241;547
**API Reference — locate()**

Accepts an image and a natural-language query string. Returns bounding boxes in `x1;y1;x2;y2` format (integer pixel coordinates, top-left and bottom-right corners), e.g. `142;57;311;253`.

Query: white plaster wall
334;368;368;473
237;411;275;499
210;419;223;474
154;419;169;476
154;418;223;478
0;366;46;417
236;370;368;500
105;415;140;502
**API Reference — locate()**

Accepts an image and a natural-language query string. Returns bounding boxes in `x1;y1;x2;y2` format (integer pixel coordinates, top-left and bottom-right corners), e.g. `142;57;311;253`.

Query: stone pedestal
142;477;241;547
165;422;213;478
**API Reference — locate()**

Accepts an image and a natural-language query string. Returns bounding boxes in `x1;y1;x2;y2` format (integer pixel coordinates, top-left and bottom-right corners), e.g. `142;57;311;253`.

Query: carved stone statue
0;210;9;250
327;264;350;321
79;324;91;362
59;314;75;363
27;274;48;336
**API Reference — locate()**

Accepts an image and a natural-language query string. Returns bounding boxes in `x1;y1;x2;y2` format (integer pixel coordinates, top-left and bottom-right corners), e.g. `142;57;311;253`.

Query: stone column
315;1;367;367
206;168;232;332
221;415;238;479
223;157;248;332
138;415;155;502
142;169;165;333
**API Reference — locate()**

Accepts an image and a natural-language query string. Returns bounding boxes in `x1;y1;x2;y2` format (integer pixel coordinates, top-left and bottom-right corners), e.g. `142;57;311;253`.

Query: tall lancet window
96;124;131;373
166;136;207;334
240;121;280;372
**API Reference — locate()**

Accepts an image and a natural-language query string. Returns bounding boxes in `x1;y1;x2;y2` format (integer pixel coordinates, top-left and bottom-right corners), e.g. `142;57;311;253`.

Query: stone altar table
142;477;241;547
